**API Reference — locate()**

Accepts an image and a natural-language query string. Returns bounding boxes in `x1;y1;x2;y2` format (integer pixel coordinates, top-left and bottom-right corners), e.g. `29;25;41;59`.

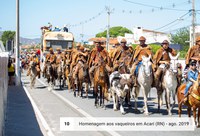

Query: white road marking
22;83;55;136
37;79;122;136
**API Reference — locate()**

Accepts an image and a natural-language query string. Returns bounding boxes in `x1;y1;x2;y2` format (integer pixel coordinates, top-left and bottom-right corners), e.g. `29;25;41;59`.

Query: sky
0;0;200;42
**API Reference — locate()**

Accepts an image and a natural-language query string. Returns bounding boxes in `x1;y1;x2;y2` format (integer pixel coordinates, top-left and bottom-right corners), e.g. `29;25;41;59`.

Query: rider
27;53;41;78
131;36;153;86
88;39;111;87
112;38;134;73
184;60;199;102
69;43;82;76
153;40;177;88
73;45;89;84
185;37;200;69
42;48;56;77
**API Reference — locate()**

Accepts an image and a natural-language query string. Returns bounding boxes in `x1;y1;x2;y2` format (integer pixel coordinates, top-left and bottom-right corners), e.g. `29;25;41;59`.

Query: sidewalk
5;85;44;136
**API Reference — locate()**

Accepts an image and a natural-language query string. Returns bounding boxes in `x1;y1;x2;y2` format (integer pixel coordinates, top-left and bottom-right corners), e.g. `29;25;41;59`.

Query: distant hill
20;37;41;45
0;31;41;45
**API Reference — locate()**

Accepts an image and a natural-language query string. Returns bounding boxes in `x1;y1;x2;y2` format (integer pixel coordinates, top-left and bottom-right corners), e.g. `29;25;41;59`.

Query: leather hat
120;38;127;43
161;40;169;45
49;48;53;51
139;36;146;41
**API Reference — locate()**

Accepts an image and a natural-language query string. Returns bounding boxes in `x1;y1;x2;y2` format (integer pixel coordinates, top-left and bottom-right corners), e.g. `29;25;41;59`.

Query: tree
171;27;190;58
96;26;132;38
1;31;15;47
171;28;189;52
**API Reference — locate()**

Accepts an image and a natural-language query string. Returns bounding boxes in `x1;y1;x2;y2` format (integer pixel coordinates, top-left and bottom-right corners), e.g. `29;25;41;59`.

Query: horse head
141;55;152;77
169;52;180;73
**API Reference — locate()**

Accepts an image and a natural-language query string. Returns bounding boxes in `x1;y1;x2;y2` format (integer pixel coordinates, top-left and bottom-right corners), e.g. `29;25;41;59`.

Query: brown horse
93;62;110;108
64;62;71;91
177;73;200;127
72;63;90;98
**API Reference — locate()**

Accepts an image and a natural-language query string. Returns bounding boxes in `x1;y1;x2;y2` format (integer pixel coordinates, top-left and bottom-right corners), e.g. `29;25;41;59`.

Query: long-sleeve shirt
187;69;198;82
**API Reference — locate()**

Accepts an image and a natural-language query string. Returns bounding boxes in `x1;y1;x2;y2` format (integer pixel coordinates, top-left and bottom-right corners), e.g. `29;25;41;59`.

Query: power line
123;0;191;11
154;11;191;31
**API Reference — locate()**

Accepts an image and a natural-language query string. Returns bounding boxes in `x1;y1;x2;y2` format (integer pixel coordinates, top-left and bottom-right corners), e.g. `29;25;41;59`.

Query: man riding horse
112;38;134;73
42;48;56;77
153;40;177;88
73;45;89;84
27;53;41;78
88;39;112;87
131;36;153;87
69;43;82;77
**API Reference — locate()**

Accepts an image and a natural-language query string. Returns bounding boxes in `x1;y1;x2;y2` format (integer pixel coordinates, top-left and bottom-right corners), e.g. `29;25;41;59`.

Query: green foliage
171;28;190;58
171;28;189;47
83;44;95;50
1;31;15;46
131;44;161;54
96;26;132;38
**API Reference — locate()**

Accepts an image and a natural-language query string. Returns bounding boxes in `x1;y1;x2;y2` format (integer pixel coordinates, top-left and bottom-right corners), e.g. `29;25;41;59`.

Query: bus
40;31;74;62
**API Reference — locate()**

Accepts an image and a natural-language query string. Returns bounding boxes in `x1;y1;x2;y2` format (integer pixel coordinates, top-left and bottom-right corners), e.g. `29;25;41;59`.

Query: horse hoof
114;109;118;111
144;112;149;116
134;109;140;113
122;112;126;115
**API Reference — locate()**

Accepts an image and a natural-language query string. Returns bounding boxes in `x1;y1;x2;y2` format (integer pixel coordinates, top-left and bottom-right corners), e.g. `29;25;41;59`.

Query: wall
0;52;9;136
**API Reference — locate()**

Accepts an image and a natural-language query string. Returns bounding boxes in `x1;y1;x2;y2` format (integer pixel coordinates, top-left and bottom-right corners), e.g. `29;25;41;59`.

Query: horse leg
133;87;139;112
100;86;102;107
197;108;200;127
85;83;89;98
166;89;172;116
188;107;191;117
157;88;163;113
193;107;197;127
171;89;176;110
141;86;149;115
80;81;83;98
112;90;117;111
120;97;125;115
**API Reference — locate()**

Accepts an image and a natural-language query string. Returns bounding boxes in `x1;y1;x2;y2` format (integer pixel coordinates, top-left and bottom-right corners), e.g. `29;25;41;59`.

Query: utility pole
15;0;21;86
105;6;114;51
81;23;84;44
190;0;196;47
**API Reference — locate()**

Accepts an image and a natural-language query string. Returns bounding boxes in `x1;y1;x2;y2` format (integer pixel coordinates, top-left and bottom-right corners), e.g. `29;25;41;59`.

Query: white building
132;26;171;44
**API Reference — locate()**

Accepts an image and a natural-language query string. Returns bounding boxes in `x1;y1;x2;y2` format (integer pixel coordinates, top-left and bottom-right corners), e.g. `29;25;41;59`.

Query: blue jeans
184;81;193;96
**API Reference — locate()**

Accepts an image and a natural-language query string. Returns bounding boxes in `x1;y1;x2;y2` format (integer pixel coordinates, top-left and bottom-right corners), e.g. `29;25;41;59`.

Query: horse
132;55;153;115
45;62;55;91
29;61;38;89
157;52;180;115
93;61;110;108
177;73;200;127
56;60;65;89
64;61;71;91
72;62;90;98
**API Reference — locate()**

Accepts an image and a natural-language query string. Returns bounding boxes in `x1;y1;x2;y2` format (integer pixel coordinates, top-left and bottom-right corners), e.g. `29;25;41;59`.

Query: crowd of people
19;36;200;104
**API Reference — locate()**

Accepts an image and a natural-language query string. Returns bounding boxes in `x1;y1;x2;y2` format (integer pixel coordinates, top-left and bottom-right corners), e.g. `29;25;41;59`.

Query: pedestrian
8;58;15;85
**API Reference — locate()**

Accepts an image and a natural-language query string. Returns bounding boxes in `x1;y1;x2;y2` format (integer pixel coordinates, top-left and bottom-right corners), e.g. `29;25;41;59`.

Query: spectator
63;24;68;32
8;58;15;85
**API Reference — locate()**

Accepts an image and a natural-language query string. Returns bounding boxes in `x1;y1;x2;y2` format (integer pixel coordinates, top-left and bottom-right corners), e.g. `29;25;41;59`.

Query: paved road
21;64;200;136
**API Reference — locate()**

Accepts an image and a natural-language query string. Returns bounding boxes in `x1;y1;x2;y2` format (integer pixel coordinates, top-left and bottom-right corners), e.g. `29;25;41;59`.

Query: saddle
180;83;193;95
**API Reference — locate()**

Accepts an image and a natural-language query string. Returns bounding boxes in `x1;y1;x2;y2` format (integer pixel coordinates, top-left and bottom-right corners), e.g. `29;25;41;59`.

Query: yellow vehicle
40;31;74;62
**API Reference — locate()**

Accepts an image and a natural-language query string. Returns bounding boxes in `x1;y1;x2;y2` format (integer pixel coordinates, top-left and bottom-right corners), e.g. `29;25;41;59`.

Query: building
132;26;170;44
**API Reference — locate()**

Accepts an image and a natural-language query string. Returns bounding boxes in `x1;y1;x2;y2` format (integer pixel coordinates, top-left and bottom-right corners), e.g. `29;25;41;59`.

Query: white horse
29;61;38;89
158;52;180;115
132;55;153;115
